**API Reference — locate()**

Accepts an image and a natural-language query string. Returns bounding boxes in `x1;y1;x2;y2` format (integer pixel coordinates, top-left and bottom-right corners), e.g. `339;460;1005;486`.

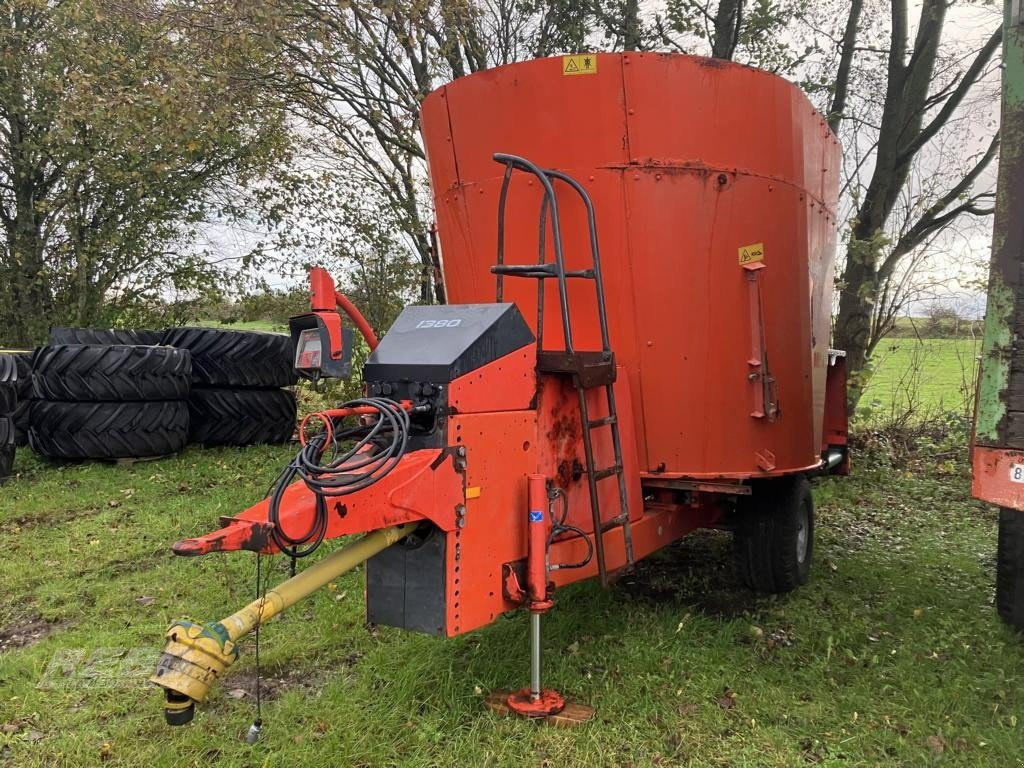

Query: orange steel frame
173;54;845;646
174;336;725;638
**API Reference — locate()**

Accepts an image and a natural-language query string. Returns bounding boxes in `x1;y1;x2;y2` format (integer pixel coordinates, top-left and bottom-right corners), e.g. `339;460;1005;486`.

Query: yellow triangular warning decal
564;59;579;73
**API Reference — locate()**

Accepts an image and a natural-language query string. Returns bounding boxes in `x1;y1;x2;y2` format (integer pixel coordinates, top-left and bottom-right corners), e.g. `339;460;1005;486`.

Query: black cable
547;485;594;570
267;397;411;558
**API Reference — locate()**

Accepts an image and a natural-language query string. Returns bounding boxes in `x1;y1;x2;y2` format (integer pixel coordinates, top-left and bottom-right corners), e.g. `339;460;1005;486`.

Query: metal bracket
743;262;779;421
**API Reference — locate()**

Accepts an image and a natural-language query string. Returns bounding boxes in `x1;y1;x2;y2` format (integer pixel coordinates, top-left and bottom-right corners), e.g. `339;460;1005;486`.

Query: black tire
32;344;191;402
0;416;14;480
188;388;296;446
11;352;34;446
49;327;164;346
0;353;16;414
13;351;33;398
997;508;1024;632
11;399;30;446
735;476;814;594
162;327;297;388
28;400;188;460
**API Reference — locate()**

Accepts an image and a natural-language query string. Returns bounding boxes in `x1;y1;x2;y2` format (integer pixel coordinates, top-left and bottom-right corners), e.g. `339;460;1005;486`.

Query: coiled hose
267;397;411;558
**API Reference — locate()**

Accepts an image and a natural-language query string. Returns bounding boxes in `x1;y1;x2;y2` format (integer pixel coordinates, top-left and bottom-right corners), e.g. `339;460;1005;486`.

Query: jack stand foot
507;688;565;717
483;690;596;726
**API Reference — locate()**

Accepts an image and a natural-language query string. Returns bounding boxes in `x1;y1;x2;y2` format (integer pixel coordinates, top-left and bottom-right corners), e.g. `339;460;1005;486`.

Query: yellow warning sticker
562;54;597;76
738;242;765;265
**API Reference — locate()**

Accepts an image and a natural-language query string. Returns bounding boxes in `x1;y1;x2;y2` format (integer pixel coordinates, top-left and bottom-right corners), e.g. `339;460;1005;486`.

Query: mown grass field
1;336;1021;767
861;337;981;418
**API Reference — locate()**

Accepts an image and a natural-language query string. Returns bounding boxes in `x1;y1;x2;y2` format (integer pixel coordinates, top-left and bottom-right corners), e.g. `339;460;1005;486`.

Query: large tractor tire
11;352;34;446
997;508;1024;632
0;353;16;414
29;400;188;460
0;416;14;480
735;476;814;594
49;327;164;346
162;327;296;388
187;388;296;446
32;345;191;402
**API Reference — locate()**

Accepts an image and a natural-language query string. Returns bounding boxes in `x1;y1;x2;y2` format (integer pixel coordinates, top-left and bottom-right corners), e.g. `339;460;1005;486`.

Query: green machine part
976;1;1023;447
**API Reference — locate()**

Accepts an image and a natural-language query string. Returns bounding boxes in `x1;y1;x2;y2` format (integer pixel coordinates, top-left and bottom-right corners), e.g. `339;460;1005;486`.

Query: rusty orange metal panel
421;52;840;481
444;410;535;635
535;366;643;533
447;345;536;414
973;446;1024;509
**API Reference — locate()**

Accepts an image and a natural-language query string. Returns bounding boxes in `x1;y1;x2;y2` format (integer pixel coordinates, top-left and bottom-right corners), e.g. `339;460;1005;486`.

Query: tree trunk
711;0;744;60
621;0;642;51
827;0;863;134
833;0;948;401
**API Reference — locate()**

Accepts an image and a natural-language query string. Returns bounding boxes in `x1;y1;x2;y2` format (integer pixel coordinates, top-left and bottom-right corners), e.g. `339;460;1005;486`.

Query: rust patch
697;57;730;69
546;403;581;488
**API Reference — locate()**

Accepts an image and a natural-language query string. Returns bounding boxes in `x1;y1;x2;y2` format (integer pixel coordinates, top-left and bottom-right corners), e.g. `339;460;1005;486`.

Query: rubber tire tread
735;476;814;594
11;352;33;445
13;352;33;398
32;344;191;402
188;387;296;446
162;327;297;388
28;400;188;459
11;400;30;446
50;327;164;346
997;508;1024;631
0;354;16;414
0;416;12;479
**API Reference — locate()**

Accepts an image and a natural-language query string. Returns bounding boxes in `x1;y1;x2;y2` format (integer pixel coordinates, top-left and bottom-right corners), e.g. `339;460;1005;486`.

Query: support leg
505;610;565;717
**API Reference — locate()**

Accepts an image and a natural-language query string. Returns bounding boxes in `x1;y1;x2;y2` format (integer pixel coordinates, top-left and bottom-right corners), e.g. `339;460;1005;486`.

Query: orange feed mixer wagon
151;53;847;725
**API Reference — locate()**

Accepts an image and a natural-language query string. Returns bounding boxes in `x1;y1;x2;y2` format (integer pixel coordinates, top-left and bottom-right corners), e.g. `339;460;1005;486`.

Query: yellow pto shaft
150;523;416;725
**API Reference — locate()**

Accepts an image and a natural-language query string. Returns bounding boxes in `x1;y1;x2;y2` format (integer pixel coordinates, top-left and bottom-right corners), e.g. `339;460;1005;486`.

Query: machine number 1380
416;319;462;329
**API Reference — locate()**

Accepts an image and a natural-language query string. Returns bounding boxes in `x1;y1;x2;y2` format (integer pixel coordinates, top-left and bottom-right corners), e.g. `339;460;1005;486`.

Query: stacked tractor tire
162;328;297;447
13;327;296;464
0;353;17;480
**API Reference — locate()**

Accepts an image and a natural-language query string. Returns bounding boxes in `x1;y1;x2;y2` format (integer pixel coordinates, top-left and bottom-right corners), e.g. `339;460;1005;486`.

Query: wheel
0;416;14;480
28;400;188;459
49;327;164;346
162;327;297;388
11;400;30;446
997;508;1024;631
187;388;296;446
32;344;191;402
11;352;34;446
0;353;17;414
13;351;33;398
735;476;814;593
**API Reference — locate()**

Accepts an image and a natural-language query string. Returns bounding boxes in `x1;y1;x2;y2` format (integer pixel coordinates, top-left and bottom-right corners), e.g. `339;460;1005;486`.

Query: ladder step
491;265;595;279
599;514;629;533
587;415;616;428
536;351;616;388
591;465;623;481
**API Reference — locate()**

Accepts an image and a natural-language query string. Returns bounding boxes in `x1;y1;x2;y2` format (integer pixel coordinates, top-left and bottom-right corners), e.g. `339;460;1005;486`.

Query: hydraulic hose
267;397;411;558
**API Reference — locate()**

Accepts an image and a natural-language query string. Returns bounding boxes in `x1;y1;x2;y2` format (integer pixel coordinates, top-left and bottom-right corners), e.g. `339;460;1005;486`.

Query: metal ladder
491;153;633;587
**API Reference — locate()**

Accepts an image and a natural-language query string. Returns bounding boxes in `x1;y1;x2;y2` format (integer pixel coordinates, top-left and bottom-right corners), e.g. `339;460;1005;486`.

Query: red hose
334;291;379;351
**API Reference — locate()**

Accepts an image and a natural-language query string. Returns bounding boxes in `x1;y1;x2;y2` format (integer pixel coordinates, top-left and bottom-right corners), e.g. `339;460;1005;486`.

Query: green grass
196;319;283;333
1;439;1021;766
861;337;981;418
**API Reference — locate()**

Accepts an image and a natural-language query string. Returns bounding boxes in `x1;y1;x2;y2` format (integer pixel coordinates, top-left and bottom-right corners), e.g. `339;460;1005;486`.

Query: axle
150;523;417;725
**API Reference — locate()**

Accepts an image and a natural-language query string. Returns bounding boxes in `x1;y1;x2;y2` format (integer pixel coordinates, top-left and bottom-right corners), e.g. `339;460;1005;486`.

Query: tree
658;1;1001;404
0;0;290;346
828;0;1001;399
262;1;646;306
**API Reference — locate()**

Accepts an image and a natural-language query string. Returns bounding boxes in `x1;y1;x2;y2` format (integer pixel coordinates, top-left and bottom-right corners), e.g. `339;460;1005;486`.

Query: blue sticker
529;511;543;522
